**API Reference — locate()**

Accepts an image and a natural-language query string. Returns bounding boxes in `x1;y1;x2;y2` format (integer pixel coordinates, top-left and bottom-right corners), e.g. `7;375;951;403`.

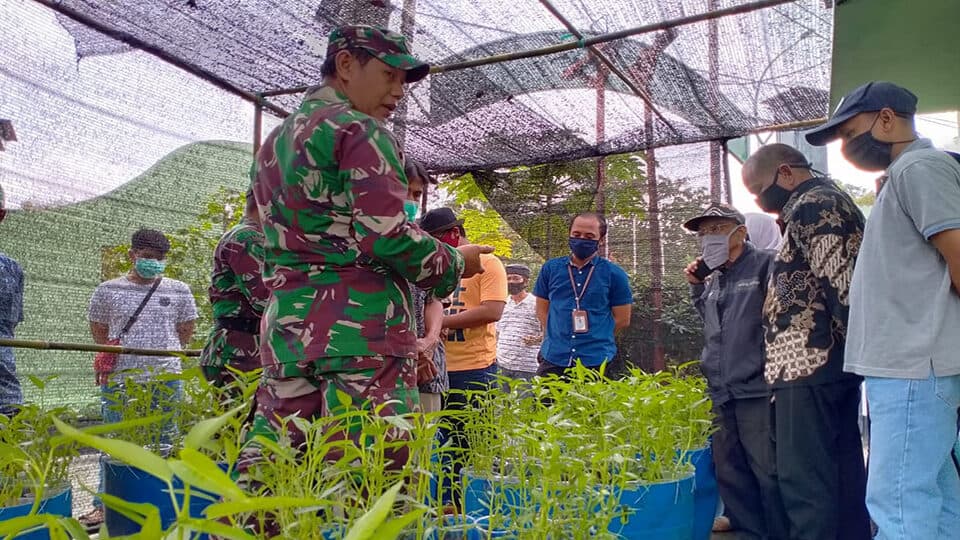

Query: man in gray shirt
807;81;960;540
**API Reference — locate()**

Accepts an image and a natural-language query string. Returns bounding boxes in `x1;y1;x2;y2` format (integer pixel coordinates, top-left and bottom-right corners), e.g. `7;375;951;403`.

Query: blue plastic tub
462;469;533;519
103;460;219;537
682;445;717;540
608;473;695;540
0;486;72;540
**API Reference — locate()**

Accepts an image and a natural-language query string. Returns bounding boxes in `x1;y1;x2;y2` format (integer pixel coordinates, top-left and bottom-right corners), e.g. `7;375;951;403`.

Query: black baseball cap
505;264;531;278
683;203;746;232
805;81;918;146
419;207;464;235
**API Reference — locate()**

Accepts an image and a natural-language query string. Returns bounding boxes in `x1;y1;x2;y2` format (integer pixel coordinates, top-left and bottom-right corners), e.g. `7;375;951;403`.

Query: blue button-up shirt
0;253;24;407
533;256;633;367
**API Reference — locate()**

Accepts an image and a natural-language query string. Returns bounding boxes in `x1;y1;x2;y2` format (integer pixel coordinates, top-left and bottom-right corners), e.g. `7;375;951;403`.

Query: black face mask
841;115;888;172
842;113;917;172
507;283;525;295
756;170;794;214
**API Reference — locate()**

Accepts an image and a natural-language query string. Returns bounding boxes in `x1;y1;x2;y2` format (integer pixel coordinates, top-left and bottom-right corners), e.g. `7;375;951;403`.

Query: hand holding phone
684;258;713;284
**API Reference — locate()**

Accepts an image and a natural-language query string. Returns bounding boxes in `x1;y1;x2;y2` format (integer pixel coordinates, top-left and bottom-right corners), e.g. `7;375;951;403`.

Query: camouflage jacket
763;177;864;387
250;85;464;367
200;219;269;372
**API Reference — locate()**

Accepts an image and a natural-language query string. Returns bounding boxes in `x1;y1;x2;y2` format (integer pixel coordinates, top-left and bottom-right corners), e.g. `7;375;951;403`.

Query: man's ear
334;50;355;82
877;107;900;134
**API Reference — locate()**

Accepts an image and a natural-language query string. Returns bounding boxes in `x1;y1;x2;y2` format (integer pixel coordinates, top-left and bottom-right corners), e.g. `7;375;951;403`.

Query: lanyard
567;263;597;310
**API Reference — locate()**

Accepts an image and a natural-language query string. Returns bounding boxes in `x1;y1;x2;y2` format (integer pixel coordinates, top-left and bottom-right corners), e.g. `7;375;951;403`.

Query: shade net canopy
46;0;833;172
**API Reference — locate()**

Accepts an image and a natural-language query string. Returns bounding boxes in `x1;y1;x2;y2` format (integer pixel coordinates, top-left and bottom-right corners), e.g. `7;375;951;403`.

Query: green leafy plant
454;364;714;538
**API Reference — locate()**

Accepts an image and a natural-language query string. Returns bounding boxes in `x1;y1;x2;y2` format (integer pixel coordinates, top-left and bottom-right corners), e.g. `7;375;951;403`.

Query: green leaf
335;389;353;409
0;514;49;537
343;481;404;540
52;417;173;483
184;404;246;451
27;375;45;391
170;448;246;501
56;517;92;540
204;496;327;519
175;518;257;540
370;509;425;540
98;492;160;528
61;414;167;439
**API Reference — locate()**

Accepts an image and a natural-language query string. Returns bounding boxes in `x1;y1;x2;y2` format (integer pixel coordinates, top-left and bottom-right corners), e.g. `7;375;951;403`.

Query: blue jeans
865;372;960;540
95;379;183;508
439;363;499;505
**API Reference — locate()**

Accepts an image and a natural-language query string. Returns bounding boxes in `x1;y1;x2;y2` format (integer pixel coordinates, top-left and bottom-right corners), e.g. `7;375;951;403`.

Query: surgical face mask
134;258;166;279
403;200;419;222
569;237;599;260
700;227;739;270
508;282;525;295
756;170;794;214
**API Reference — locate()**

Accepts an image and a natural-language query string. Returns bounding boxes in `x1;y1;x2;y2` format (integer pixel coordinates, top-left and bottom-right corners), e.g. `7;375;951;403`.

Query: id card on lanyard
567;264;596;334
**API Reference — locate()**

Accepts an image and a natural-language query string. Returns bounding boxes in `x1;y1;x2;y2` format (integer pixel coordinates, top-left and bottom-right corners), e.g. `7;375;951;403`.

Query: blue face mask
569;237;599;260
404;200;419;222
134;258;166;279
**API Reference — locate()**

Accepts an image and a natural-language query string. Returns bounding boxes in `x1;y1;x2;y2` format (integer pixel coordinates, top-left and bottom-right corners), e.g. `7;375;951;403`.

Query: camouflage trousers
238;355;419;473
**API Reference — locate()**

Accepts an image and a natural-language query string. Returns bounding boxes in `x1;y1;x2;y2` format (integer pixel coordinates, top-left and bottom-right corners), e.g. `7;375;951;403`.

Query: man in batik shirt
742;143;871;540
245;25;490;467
200;191;269;392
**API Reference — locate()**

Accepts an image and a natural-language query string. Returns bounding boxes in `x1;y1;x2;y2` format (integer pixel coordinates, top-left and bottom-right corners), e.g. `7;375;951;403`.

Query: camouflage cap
326;25;430;83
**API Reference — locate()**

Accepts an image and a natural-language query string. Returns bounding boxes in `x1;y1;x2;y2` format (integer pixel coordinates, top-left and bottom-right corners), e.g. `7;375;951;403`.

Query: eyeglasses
697;223;738;237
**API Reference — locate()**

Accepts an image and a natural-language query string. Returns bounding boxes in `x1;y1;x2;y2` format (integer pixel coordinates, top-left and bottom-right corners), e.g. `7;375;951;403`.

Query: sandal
78;507;104;527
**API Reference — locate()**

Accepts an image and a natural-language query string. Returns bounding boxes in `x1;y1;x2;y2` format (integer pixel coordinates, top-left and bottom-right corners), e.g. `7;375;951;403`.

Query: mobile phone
692;259;713;281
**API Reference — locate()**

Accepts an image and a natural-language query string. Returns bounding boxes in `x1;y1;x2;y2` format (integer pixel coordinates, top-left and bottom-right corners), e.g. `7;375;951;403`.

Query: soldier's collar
302;85;351;106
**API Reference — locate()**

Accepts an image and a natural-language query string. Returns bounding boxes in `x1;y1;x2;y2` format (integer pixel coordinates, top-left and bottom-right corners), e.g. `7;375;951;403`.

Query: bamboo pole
752;117;827;133
253;97;263;156
0;338;201;358
259;0;796;97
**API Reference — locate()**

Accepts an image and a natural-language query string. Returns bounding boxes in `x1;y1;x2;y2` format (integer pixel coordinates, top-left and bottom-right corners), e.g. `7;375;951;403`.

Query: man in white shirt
81;228;197;526
496;264;541;382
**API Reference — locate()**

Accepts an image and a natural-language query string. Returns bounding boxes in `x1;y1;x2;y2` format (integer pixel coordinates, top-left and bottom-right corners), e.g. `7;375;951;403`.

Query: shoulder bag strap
117;278;162;340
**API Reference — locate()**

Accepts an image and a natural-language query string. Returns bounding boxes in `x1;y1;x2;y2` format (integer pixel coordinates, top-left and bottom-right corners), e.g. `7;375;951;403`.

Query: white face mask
700;228;738;270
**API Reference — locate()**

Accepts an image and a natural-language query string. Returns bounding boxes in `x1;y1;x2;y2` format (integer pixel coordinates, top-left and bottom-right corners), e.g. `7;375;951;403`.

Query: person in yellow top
419;207;507;505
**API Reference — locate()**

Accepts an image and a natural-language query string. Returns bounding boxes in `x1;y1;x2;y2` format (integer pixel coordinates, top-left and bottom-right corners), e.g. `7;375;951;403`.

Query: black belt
214;317;260;334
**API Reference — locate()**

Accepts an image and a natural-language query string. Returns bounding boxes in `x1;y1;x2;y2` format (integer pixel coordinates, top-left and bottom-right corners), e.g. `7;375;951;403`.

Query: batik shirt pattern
763;178;864;386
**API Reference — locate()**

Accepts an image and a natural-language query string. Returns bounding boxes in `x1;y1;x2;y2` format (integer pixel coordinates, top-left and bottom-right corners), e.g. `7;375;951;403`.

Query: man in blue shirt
532;212;632;377
0;184;23;415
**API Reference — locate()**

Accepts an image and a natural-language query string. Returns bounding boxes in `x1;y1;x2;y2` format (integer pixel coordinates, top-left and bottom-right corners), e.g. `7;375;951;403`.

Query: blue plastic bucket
473;515;515;538
425;514;481;540
608;473;695;540
682;446;717;540
462;469;533;519
103;460;219;537
0;486;72;540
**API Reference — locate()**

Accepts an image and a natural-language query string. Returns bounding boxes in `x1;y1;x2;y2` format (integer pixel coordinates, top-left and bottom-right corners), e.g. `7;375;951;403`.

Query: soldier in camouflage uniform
200;191;269;393
244;25;491;471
